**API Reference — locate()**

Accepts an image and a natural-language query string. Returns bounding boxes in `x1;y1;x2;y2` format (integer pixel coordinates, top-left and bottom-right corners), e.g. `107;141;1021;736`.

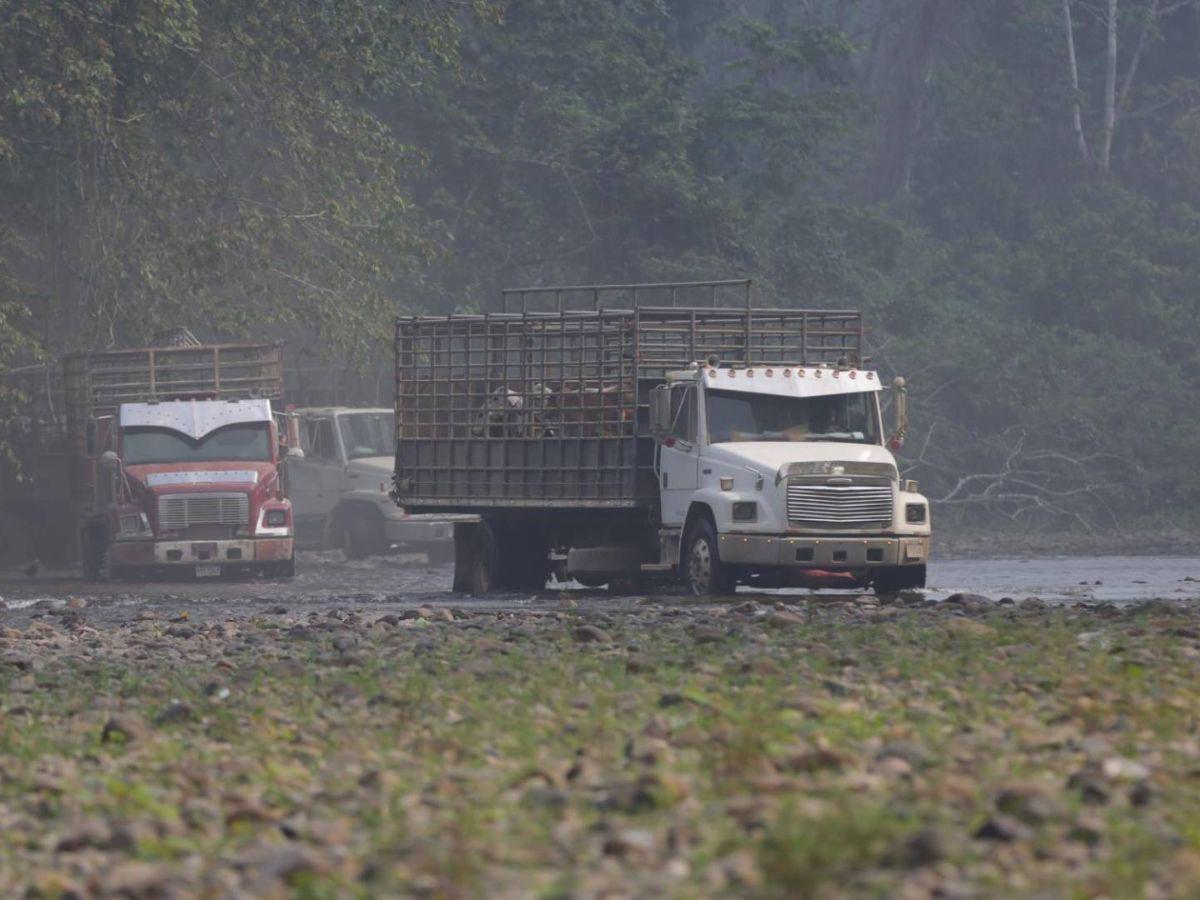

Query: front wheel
341;509;383;560
682;518;737;596
872;564;926;595
81;520;110;580
264;557;296;579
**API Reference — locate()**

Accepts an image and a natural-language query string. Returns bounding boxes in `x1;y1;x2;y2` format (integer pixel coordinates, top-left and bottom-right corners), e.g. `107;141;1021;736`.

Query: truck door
660;383;699;526
288;417;342;544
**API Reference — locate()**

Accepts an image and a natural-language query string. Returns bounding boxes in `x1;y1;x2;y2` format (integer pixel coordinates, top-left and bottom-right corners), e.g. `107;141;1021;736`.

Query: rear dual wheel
453;520;548;594
341;507;385;560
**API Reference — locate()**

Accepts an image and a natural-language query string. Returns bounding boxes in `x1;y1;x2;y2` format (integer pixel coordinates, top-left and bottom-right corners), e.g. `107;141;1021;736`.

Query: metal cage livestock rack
394;280;864;511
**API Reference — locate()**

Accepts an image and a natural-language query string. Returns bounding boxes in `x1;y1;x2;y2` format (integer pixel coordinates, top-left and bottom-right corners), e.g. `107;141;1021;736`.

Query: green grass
2;604;1200;896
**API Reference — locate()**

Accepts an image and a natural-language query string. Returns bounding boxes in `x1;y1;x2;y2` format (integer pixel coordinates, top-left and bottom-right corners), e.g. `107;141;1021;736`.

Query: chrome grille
787;482;894;528
158;492;249;530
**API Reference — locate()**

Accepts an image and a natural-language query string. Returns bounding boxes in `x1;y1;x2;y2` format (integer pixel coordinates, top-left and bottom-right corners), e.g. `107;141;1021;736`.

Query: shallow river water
0;552;1197;625
924;554;1200;604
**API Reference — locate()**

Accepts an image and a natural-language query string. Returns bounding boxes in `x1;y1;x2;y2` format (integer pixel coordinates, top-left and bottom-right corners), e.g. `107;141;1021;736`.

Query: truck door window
306;419;338;462
669;386;694;442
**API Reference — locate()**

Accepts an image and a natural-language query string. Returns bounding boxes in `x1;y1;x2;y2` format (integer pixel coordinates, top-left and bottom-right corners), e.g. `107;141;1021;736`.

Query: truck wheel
682;518;737;596
452;523;475;592
266;556;296;579
81;520;110;580
341;508;383;560
466;521;502;594
499;528;549;592
872;564;927;595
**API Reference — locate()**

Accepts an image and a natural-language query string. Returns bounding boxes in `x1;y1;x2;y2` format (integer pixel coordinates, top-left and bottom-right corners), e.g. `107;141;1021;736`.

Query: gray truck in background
281;406;455;562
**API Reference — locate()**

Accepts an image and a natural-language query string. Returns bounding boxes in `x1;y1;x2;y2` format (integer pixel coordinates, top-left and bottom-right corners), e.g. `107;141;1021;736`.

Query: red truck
1;338;295;579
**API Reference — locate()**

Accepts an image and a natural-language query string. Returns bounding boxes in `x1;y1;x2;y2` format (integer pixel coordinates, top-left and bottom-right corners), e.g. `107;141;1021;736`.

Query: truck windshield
707;389;879;445
121;423;272;465
338;412;395;460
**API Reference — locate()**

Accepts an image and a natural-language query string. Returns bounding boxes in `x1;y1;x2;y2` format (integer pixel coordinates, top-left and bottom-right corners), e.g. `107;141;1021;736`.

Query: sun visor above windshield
702;367;881;398
119;398;273;440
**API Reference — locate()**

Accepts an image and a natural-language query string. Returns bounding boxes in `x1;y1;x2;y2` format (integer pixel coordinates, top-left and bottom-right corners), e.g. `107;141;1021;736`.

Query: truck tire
263;556;296;579
465;520;502;593
499;527;550;592
81;520;110;580
872;564;926;595
682;518;737;596
452;523;476;592
341;507;384;560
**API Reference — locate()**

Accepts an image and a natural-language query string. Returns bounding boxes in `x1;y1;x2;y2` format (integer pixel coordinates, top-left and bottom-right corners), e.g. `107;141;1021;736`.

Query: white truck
282;407;454;562
393;280;929;595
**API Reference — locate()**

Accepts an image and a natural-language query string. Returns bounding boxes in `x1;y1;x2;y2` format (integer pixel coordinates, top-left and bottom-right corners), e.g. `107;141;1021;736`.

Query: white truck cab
652;360;930;594
282;407;454;562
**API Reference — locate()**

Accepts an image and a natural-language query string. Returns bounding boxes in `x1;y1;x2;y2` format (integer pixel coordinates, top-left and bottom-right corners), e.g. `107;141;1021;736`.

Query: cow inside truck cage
394;281;864;508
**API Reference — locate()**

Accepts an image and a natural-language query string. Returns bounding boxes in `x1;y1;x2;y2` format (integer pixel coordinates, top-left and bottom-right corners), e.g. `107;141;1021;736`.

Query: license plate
195;564;221;578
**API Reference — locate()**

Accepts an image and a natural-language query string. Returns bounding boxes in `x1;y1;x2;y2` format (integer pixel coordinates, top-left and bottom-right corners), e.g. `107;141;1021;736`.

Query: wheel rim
688;536;712;594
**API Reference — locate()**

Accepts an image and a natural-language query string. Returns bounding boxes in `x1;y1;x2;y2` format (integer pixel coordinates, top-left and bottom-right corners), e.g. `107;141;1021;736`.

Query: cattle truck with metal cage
392;280;930;595
58;338;296;579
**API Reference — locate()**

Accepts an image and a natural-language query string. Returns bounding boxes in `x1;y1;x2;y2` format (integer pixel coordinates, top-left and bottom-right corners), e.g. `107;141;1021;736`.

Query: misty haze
0;2;1198;897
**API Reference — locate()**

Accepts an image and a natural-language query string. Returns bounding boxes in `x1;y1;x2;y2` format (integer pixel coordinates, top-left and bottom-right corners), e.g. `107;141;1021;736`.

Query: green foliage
0;0;473;357
0;0;1196;524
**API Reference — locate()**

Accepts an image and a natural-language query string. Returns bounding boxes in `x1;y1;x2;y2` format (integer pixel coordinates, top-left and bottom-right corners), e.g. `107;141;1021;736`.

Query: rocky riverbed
2;555;1200;896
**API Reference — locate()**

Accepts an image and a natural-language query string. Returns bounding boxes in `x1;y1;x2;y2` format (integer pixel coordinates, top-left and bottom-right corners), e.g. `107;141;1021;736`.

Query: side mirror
889;377;909;451
286;446;305;461
650;384;672;434
100;450;122;471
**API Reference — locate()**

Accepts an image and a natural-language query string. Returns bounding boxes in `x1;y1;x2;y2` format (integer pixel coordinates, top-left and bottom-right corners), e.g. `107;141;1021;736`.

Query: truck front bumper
717;534;929;568
110;537;294;576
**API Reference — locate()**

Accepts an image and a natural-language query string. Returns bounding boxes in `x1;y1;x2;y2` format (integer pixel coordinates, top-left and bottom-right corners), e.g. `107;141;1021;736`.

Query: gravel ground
2;553;1200;897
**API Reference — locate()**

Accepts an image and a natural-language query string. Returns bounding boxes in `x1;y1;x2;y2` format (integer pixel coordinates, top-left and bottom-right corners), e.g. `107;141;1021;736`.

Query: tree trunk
1062;0;1093;167
868;0;950;200
1118;0;1159;122
1100;0;1118;170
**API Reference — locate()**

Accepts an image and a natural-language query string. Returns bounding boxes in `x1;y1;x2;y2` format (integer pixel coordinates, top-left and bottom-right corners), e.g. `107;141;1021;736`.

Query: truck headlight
265;509;288;528
732;501;757;522
905;503;927;524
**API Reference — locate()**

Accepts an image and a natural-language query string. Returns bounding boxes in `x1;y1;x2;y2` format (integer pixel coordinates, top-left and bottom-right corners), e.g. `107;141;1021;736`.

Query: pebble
154;701;195;726
994;781;1064;824
766;610;805;628
101;714;145;744
573;624;613;643
99;860;171;895
974;814;1034;842
894;827;950;867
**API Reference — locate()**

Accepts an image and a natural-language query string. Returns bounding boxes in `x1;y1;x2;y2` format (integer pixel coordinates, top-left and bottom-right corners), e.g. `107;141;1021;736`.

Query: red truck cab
94;397;295;579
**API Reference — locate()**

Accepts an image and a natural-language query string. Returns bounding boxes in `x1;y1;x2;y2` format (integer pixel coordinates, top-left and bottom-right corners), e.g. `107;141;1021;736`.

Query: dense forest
1;0;1197;530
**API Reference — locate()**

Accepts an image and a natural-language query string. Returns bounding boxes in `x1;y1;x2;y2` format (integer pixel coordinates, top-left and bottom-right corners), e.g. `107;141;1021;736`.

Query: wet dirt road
0;551;1196;627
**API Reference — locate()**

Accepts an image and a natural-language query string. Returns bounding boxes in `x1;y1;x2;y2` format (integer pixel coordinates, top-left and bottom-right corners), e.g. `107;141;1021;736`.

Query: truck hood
704;442;898;480
125;460;278;494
